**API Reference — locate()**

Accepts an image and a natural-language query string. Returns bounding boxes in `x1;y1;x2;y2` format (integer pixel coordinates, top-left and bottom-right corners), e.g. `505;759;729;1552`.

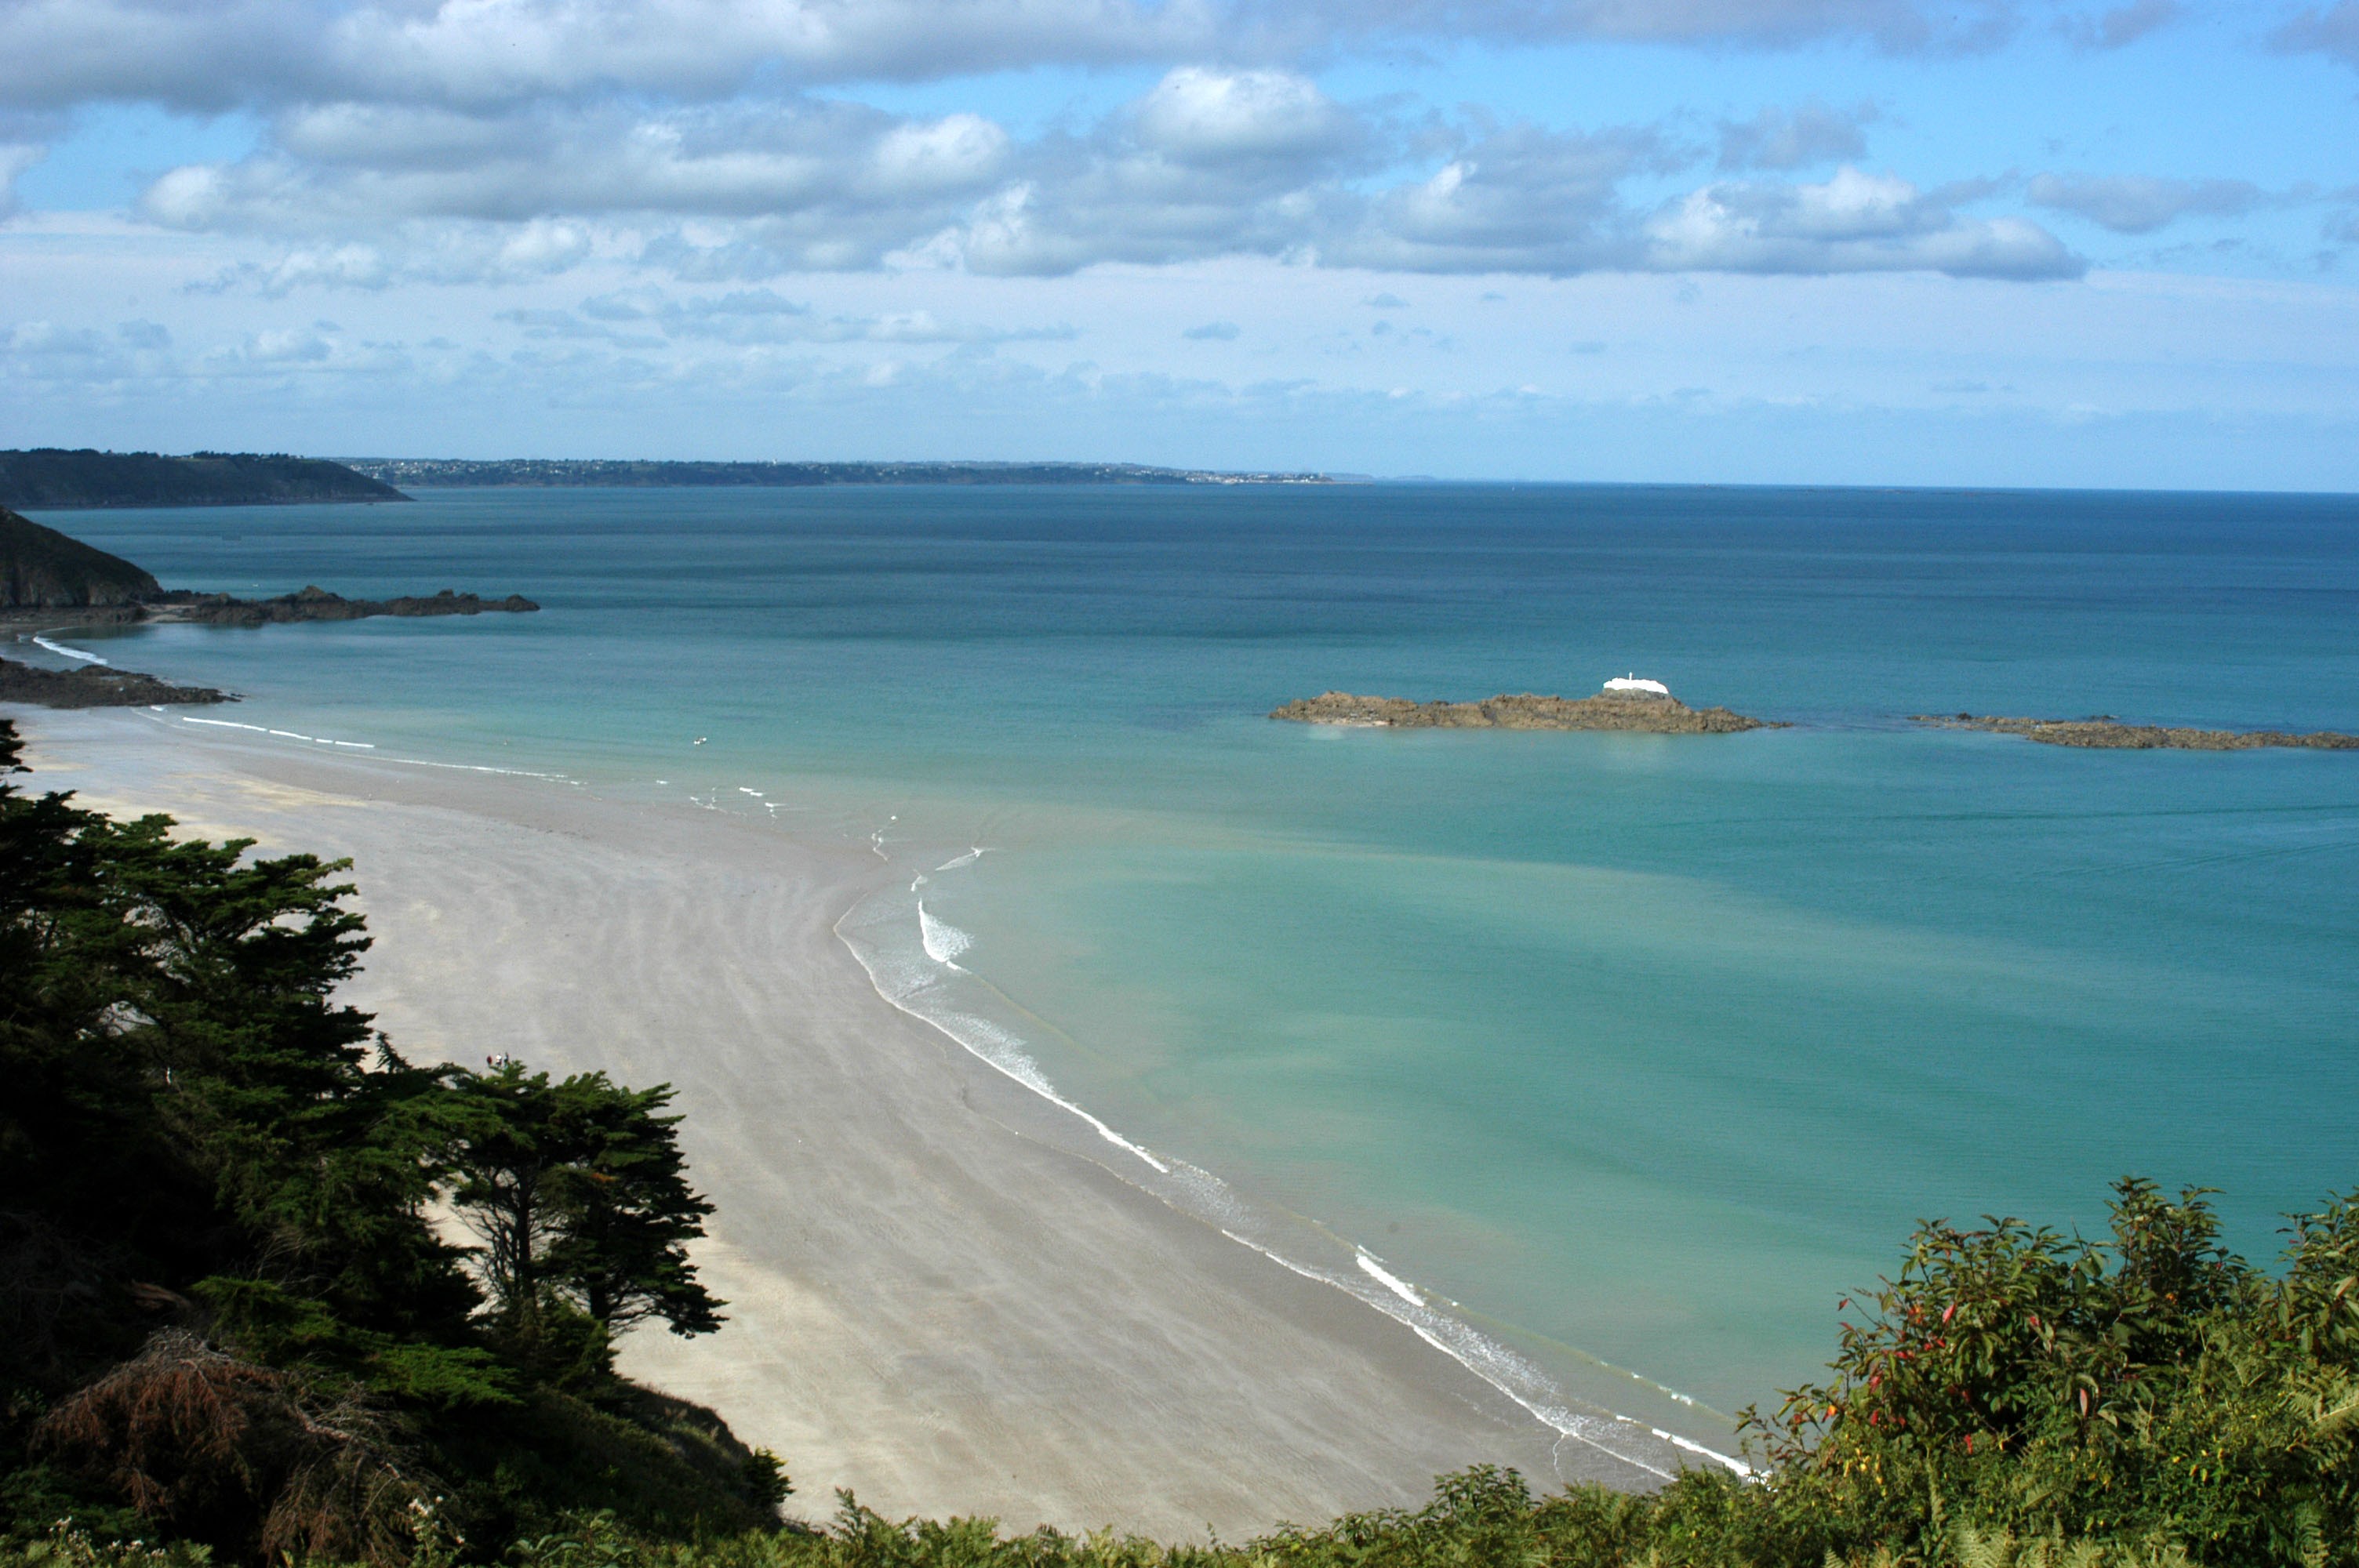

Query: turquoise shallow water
25;483;2359;1445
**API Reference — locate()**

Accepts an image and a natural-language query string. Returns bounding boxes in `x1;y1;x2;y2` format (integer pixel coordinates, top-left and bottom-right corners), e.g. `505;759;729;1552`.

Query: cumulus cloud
1325;123;1670;273
1716;101;1876;171
122;68;2076;287
1131;67;1351;164
144;100;1006;243
0;0;2035;120
2026;173;2266;234
1644;167;2082;279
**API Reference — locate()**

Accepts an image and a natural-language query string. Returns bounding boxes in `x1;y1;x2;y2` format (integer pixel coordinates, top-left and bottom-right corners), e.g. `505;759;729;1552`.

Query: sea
23;482;2359;1464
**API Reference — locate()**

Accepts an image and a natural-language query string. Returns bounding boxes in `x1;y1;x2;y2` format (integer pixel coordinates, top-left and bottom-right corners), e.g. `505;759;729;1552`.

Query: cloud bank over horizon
1;0;2355;486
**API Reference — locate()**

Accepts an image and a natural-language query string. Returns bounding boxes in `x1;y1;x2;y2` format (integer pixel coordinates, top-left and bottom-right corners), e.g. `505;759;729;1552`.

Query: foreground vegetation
3;716;2353;1566
0;718;780;1564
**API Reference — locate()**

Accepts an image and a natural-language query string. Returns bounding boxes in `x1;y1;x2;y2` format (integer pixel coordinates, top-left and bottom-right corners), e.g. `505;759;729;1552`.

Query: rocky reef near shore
149;585;540;625
1270;690;1776;732
1912;713;2359;750
0;654;231;708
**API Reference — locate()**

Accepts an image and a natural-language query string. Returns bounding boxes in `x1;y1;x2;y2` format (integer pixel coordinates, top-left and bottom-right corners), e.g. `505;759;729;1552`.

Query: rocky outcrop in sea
1912;713;2359;750
149;586;540;625
1270;689;1776;732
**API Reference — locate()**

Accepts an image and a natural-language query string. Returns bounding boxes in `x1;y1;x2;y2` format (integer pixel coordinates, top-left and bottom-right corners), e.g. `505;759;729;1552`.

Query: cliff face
0;507;162;608
0;449;407;509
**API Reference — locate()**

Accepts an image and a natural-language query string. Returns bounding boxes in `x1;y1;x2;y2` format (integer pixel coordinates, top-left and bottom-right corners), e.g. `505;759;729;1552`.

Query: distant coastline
341;457;1332;488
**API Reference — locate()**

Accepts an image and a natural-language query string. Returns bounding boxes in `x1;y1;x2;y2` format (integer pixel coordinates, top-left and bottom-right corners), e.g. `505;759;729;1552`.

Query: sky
2;0;2356;487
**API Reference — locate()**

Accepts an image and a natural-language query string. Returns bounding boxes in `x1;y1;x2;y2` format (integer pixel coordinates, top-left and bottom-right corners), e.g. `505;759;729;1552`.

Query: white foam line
834;884;1755;1485
32;635;108;665
177;716;375;749
1356;1249;1423;1307
1652;1428;1751;1475
836;905;1173;1179
173;715;565;775
935;846;992;871
870;829;889;859
381;757;569;780
1218;1228;1684;1481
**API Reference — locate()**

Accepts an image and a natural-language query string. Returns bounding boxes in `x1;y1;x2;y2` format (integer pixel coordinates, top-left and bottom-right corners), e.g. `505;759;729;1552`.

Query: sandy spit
11;707;1682;1541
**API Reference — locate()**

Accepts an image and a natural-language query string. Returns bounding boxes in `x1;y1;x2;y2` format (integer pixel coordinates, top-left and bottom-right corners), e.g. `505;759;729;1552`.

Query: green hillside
0;506;161;608
0;449;406;509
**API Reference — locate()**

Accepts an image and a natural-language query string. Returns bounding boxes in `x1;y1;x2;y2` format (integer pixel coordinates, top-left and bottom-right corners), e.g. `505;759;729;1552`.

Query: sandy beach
10;706;1692;1541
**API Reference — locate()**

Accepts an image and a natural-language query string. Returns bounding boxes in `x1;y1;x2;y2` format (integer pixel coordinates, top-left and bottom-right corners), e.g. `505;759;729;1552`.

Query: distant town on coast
0;448;1332;511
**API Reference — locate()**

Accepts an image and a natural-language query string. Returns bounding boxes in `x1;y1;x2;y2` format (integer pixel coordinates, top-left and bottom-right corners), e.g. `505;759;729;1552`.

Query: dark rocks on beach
1270;690;1778;732
150;585;541;626
0;655;232;708
1911;713;2359;750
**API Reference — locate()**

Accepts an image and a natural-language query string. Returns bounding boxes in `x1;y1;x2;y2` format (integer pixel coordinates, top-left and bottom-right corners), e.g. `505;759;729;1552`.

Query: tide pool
27;481;2359;1446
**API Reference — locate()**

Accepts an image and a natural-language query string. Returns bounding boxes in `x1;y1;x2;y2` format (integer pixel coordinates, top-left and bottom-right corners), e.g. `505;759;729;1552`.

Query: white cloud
1323;124;1664;273
0;0;2035;122
110;69;2079;288
1644;168;2082;279
2027;174;2267;234
1131;68;1350;163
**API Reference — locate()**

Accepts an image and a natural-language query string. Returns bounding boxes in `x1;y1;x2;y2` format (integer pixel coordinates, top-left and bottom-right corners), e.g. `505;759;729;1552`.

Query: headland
0;448;405;509
3;508;537;706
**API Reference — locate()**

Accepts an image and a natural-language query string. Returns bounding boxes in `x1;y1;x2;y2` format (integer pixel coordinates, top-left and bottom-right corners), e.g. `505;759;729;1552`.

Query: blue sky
2;0;2355;487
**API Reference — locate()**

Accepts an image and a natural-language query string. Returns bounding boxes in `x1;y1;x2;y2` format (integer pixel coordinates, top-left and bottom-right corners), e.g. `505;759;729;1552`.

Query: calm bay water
31;483;2359;1446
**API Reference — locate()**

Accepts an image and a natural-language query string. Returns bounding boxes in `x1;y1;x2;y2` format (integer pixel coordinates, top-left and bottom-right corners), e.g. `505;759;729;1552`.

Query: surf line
835;895;1176;1184
834;876;1750;1483
176;715;376;750
173;713;572;780
32;635;108;665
